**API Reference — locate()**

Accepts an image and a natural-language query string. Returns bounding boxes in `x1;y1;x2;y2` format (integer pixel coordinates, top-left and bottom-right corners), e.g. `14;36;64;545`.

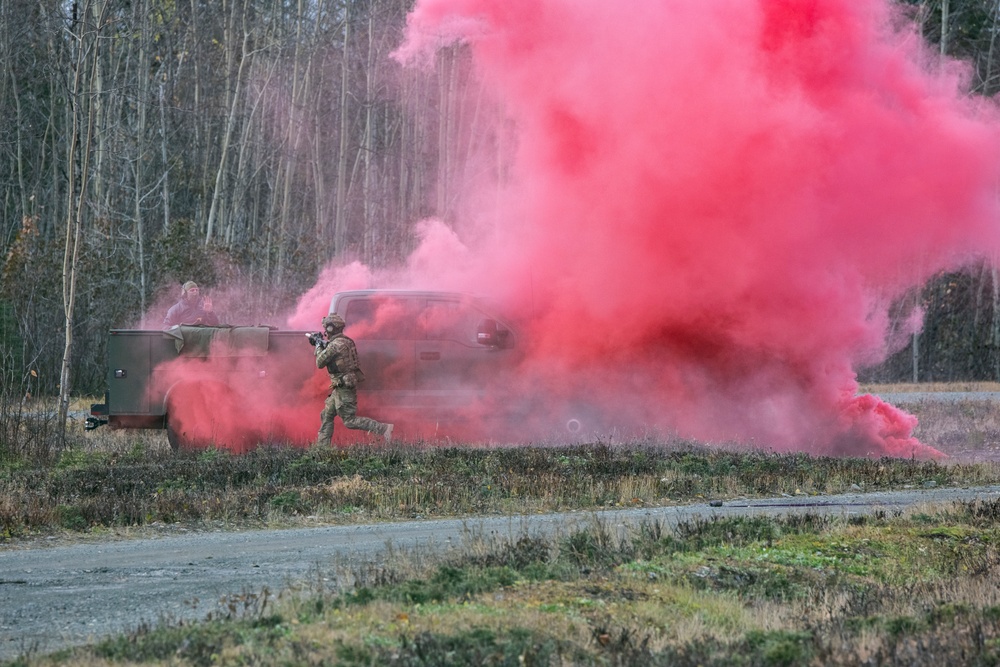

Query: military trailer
88;290;520;450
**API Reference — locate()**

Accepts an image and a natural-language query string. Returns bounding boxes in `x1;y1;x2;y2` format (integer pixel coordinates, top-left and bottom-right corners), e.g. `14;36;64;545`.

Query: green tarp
163;326;271;357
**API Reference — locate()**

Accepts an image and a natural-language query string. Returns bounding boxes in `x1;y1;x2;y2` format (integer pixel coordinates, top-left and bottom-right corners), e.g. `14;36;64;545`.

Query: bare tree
58;0;108;437
334;1;353;258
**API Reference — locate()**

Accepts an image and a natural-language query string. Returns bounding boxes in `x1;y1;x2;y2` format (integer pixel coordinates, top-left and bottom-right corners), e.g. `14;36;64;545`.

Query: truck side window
421;300;483;345
344;298;419;340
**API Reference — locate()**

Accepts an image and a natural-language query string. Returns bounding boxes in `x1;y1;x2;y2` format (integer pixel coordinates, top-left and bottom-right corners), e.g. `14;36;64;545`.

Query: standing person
313;314;393;444
163;281;219;327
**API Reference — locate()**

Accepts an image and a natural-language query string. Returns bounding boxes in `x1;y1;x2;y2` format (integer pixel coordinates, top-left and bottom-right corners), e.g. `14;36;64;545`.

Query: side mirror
476;318;509;348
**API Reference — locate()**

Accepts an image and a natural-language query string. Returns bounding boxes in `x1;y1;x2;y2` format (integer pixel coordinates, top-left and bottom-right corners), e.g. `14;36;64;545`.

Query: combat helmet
322;314;346;333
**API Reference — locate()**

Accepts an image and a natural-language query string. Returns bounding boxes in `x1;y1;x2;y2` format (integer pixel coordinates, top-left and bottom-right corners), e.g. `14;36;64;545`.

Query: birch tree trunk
204;0;251;244
59;0;105;441
363;10;375;264
275;0;306;286
132;0;152;315
941;0;951;56
334;1;352;255
158;82;171;234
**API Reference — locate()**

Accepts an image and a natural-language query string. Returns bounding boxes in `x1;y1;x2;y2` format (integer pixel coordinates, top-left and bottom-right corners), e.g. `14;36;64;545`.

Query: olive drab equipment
328;333;363;380
88;290;527;449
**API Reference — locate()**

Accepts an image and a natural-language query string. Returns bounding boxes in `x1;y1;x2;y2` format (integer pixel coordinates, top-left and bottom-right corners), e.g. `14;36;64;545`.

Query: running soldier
313;314;393;445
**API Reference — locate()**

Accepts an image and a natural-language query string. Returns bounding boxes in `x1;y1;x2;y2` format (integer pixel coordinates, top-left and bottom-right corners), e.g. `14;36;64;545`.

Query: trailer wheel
165;413;215;451
166;416;184;451
164;386;205;451
164;381;244;452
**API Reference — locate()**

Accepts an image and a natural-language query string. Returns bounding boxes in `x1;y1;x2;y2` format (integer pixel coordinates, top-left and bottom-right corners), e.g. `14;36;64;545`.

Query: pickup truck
88;290;522;451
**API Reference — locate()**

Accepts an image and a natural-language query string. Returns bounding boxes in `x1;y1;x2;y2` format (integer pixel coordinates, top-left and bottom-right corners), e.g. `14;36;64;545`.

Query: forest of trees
2;0;1000;429
0;0;505;419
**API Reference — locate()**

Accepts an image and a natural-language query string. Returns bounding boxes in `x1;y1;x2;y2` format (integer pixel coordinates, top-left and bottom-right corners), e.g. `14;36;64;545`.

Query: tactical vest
327;334;365;383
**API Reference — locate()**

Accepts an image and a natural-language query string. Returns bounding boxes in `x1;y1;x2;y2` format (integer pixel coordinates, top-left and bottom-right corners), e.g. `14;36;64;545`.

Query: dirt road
3;484;1000;661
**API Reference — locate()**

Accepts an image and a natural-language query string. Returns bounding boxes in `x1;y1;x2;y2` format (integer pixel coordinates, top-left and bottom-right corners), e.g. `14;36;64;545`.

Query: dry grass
4;394;1000;541
18;499;1000;667
860;381;1000;393
6;388;1000;664
2;385;1000;544
894;399;1000;463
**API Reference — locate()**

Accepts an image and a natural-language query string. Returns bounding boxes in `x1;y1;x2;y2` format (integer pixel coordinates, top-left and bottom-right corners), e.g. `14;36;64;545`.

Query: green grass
2;388;1000;541
11;499;1000;666
1;437;996;540
4;391;1000;664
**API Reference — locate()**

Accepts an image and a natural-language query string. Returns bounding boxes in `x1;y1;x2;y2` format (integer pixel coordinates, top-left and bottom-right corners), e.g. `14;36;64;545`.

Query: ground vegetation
1;391;1000;664
8;494;1000;666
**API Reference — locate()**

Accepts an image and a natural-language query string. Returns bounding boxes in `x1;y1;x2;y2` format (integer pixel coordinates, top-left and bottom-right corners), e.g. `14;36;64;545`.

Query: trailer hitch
87;402;109;430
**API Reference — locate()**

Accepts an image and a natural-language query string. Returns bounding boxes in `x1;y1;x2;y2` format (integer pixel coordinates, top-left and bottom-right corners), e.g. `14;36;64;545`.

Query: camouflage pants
316;386;388;445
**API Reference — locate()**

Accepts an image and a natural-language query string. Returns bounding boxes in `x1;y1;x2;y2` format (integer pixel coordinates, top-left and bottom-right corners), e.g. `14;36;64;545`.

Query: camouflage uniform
314;317;391;444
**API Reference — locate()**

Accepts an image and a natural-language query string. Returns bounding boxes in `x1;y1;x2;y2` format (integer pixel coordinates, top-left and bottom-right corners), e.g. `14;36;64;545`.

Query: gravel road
3;484;1000;661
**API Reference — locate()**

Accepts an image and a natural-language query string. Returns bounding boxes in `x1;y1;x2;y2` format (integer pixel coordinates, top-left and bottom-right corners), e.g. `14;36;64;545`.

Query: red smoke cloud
146;330;323;452
144;223;488;451
147;0;1000;457
387;0;1000;457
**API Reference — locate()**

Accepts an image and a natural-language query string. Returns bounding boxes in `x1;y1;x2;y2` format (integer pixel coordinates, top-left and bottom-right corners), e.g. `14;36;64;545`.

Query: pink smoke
287;261;375;330
149;338;318;452
387;0;1000;457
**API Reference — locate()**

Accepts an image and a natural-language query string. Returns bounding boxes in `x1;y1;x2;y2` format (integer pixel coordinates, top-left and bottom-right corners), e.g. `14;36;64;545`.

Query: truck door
341;296;418;392
415;298;514;394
